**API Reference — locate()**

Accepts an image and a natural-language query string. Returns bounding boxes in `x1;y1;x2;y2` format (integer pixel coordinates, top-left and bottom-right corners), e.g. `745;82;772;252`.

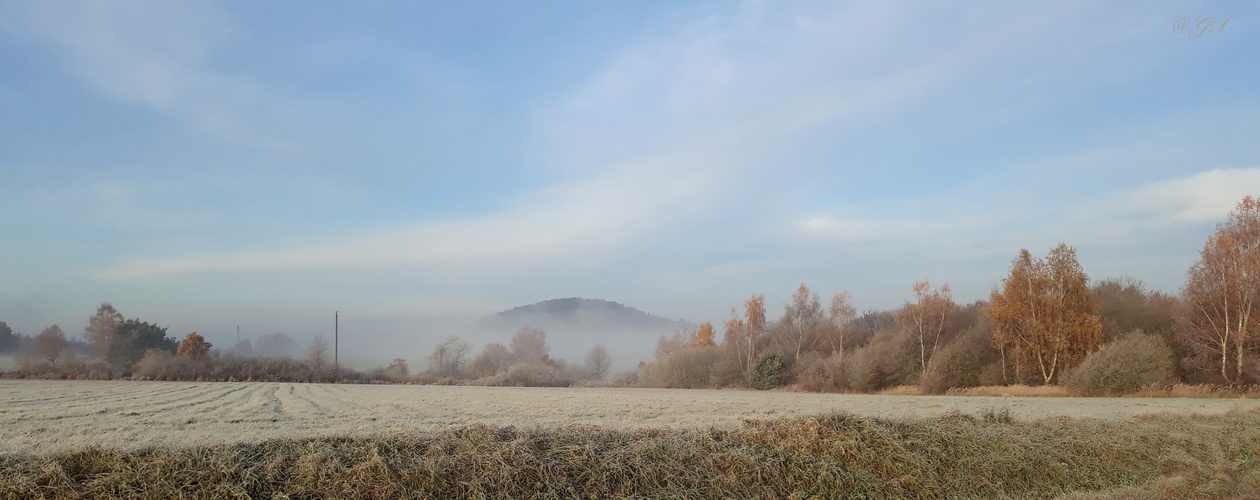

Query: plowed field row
3;380;1258;455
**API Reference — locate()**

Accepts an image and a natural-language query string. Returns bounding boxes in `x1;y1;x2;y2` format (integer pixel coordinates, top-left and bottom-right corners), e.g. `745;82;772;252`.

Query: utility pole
334;311;339;371
236;325;240;345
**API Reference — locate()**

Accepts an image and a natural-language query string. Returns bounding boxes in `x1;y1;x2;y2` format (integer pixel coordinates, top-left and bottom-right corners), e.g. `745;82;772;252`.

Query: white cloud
1120;168;1260;224
796;216;940;243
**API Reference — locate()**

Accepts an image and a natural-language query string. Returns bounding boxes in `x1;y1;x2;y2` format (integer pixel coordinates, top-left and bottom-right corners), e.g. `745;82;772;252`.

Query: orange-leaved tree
1179;196;1260;384
691;322;717;348
988;244;1102;385
176;332;212;360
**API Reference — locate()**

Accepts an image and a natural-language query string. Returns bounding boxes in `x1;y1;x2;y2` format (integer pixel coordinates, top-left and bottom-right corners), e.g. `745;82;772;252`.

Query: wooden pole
334;311;339;370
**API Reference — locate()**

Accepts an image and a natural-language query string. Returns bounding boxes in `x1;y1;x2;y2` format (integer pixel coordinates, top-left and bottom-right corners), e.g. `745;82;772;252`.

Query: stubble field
4;379;1260;456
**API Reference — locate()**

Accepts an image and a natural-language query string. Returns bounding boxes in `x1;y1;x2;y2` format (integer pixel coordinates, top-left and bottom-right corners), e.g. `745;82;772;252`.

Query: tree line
638;196;1260;394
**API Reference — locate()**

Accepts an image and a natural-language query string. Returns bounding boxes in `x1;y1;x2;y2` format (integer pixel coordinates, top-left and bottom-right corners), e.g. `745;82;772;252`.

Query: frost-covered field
3;380;1259;455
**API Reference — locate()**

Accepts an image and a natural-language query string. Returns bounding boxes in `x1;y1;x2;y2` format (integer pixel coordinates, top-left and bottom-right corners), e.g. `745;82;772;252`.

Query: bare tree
776;283;824;362
307;336;330;369
428;335;471;377
721;294;766;376
35;325;67;364
897;281;956;373
471;343;512;377
585;343;612;379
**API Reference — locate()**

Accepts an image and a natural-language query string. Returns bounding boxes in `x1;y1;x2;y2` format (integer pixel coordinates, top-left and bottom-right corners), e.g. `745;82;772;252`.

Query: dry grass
948;384;1076;397
2;409;1258;499
1131;383;1260;399
878;384;924;395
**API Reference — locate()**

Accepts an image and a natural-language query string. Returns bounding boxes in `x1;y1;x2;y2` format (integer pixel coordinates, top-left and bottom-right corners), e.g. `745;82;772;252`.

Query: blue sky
1;1;1257;363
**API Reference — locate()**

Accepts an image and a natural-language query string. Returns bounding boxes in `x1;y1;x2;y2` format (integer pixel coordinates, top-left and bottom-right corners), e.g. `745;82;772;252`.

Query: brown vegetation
3;409;1258;499
175;332;212;360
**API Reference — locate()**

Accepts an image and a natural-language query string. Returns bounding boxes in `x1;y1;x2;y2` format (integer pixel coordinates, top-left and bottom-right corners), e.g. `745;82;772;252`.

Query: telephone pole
236;325;240;345
334;311;339;371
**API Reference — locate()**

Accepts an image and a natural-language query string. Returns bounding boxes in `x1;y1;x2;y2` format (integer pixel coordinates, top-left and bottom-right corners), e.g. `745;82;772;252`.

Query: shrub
1061;331;1175;396
919;322;1001;394
642;348;717;389
750;352;784;390
386;358;409;377
844;329;916;392
503;362;569;387
795;352;845;392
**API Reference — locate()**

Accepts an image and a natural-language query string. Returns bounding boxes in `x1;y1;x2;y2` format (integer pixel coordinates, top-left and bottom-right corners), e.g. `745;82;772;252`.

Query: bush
920;322;1001;394
642;348;717;389
795;352;845;392
750;352;784;390
1061;331;1175;395
844;330;916;392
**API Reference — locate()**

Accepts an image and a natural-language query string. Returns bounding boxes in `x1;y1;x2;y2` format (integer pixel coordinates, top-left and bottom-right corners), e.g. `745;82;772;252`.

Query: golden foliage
690;322;716;348
175;332;212;360
988;244;1102;384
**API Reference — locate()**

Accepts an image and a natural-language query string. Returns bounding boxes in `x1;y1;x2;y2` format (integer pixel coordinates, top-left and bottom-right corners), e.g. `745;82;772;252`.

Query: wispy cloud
1120;168;1260;224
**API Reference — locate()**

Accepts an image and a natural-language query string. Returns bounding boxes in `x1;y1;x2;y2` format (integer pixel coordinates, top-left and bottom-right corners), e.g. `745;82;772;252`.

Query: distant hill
478;298;689;331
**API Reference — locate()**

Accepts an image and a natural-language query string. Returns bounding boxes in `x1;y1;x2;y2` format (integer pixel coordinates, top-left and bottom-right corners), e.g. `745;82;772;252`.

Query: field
4;380;1260;456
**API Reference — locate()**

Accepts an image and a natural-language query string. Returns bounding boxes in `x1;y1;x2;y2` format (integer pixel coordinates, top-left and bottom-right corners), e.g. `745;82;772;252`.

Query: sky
1;1;1257;365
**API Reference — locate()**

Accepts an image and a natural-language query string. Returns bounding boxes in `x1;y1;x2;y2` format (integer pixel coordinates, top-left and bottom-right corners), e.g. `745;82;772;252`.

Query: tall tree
897;281;956;373
777;284;824;361
428;335;471;377
85;303;123;357
827;292;857;365
737;294;766;374
35;325;67;364
1179;196;1260;383
585;343;612;379
0;321;17;353
510;327;549;362
471;343;512;377
988;244;1102;384
307;336;330;368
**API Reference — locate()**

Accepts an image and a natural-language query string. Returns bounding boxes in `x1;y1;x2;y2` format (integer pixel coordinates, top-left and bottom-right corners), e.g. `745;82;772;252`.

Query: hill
478;298;688;331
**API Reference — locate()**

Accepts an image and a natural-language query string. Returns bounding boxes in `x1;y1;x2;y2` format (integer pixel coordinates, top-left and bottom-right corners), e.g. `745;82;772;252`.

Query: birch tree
1179;196;1260;383
897;281;955;373
989;244;1102;384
